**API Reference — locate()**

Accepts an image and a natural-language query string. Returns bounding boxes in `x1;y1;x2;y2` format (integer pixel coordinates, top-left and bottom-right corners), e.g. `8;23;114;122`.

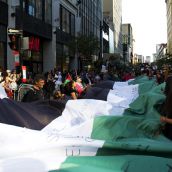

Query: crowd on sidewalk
0;63;171;102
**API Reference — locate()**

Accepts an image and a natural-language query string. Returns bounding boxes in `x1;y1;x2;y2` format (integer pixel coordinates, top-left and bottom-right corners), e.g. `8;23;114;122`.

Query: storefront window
22;36;43;73
45;0;52;24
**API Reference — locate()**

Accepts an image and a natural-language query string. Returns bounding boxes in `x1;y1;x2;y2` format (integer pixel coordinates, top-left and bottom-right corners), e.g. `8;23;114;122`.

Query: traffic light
8;34;20;50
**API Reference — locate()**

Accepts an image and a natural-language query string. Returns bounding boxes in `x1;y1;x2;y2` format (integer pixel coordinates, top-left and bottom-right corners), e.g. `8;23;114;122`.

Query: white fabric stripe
113;81;129;88
0;123;104;171
107;85;139;108
42;99;124;134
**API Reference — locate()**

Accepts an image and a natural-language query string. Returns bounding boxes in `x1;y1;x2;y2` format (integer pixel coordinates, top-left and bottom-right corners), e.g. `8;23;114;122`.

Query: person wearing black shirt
22;74;45;102
160;75;172;140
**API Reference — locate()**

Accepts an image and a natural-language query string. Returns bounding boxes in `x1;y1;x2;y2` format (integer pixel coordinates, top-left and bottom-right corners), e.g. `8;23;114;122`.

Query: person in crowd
54;71;62;90
10;69;18;91
44;72;55;99
160;75;172;140
75;76;86;97
63;80;78;99
94;73;101;83
22;74;45;102
156;70;164;84
1;76;13;99
53;90;66;100
122;71;134;81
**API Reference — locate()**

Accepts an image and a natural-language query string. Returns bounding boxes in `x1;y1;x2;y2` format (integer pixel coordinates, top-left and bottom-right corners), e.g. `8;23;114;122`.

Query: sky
122;0;167;59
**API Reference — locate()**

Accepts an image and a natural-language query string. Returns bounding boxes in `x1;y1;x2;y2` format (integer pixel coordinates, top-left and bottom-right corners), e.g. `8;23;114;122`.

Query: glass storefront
22;36;43;74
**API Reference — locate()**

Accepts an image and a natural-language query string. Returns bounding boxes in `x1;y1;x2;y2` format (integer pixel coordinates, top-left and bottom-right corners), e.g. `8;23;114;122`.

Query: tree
67;34;100;59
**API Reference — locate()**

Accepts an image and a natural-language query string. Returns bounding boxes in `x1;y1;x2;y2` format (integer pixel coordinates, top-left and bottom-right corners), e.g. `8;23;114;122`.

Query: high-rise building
122;24;134;63
155;43;167;60
103;0;122;57
78;0;103;68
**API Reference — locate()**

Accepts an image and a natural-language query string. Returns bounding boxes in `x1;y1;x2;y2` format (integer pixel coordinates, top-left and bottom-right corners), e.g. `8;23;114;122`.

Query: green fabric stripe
50;155;172;172
91;82;171;157
129;75;150;85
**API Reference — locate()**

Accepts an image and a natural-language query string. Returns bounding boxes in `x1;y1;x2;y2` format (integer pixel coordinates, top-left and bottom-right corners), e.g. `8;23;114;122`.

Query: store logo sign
29;36;40;51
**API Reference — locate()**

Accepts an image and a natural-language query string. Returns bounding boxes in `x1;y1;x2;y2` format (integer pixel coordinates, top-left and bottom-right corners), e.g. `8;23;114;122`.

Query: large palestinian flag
0;76;172;172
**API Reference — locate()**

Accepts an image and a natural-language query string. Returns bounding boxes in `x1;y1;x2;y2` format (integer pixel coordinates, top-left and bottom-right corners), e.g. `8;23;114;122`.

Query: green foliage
67;35;100;58
156;57;172;69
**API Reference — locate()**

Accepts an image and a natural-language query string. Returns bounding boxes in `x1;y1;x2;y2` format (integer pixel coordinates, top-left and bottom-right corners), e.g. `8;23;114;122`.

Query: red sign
12;50;20;66
29;36;40;51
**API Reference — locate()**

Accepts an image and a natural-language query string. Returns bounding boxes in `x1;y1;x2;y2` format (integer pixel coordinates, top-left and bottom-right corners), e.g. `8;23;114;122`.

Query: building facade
4;0;103;73
0;0;8;70
8;0;52;73
54;0;78;71
155;43;167;60
103;0;122;57
78;0;103;69
122;23;134;64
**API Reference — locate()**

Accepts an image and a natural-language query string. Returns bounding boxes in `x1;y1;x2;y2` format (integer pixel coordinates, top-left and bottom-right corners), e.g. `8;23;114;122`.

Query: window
60;5;75;35
28;0;35;16
61;7;70;33
71;14;75;36
35;0;42;20
23;0;52;24
45;0;52;24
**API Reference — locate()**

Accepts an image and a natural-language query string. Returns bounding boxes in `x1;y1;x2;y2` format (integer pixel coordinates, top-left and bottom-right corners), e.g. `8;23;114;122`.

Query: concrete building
102;19;115;60
122;23;134;64
137;54;144;64
165;0;172;55
5;0;103;73
103;0;122;57
78;0;103;69
7;0;53;73
155;43;167;60
152;53;158;62
145;56;151;64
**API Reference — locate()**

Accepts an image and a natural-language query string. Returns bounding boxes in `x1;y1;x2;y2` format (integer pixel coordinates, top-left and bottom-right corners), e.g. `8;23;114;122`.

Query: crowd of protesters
0;62;171;101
